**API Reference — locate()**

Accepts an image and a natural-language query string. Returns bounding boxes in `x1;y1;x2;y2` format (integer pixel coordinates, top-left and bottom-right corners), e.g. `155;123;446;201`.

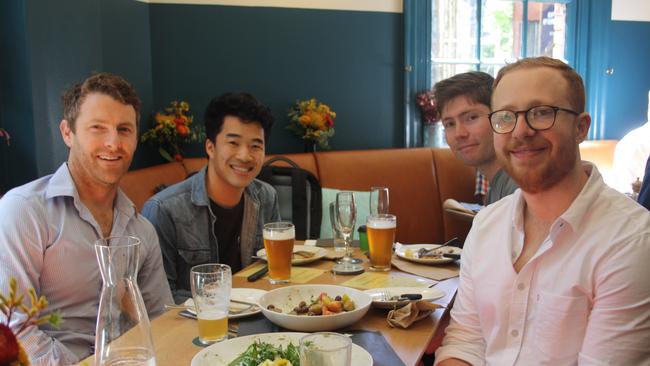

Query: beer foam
263;228;295;240
198;310;227;320
367;217;396;229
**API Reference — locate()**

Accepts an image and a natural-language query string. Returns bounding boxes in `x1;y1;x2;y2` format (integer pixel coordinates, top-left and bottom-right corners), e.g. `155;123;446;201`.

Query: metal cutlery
418;237;460;258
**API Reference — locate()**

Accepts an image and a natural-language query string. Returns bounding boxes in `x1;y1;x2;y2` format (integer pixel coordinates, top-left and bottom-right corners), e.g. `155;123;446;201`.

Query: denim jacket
142;166;280;303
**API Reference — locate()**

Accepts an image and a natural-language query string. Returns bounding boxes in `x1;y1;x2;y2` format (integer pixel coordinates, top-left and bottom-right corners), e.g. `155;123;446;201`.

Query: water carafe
94;236;156;366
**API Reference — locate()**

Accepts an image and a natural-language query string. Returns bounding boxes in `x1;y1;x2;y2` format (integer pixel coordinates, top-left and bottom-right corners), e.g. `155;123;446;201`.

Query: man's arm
137;219;174;317
434;227;487;366
141;199;187;304
578;233;650;365
0;194;79;365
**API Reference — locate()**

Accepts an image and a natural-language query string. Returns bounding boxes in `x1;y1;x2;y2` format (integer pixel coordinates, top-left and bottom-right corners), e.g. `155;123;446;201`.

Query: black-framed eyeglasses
488;105;579;134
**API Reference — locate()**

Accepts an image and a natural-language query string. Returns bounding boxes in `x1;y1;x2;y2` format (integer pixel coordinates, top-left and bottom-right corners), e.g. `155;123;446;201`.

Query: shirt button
517;283;525;290
511;329;519;337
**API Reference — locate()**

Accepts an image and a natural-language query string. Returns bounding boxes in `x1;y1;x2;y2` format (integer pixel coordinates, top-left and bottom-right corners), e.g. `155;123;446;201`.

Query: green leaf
158;148;174;162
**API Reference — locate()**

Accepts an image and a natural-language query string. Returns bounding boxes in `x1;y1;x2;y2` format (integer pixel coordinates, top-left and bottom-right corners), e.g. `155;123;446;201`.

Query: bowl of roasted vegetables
259;284;372;332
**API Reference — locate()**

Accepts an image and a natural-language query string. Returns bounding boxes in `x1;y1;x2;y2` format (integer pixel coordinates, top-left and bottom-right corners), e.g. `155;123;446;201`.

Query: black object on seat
258;156;322;240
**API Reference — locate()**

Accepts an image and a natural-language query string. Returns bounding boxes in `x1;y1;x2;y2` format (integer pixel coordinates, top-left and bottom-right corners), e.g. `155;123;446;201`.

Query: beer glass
263;222;295;284
190;264;231;345
366;214;397;271
299;332;352;366
370;186;390;216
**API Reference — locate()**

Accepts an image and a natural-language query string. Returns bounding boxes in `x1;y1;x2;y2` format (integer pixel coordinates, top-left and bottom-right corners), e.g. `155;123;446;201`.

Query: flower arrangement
416;91;438;124
1;277;62;366
287;98;336;149
140;100;205;162
0;128;10;146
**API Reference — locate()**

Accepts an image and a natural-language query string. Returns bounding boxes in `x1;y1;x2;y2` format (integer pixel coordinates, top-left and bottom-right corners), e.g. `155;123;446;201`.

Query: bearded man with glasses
435;57;650;366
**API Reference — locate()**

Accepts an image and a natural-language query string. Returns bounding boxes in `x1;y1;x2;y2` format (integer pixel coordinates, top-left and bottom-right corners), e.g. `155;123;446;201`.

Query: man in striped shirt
0;73;172;365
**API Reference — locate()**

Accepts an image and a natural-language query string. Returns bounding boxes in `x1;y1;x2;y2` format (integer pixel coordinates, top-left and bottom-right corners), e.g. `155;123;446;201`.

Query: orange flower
176;124;189;136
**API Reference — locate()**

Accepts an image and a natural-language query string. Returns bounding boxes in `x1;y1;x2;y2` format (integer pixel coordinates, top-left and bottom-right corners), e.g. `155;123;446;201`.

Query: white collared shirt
436;163;650;366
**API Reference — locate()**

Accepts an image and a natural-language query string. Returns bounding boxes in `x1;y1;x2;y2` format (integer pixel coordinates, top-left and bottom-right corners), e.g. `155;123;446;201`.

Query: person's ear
575;112;591;144
60;120;74;148
205;138;214;159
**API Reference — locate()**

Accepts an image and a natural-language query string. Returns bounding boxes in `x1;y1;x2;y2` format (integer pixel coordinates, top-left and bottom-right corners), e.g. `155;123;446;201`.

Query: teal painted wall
0;1;403;192
147;4;403;155
0;0;155;192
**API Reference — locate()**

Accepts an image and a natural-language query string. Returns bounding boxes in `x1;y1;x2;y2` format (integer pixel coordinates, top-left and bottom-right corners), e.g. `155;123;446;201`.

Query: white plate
183;288;267;319
364;287;445;309
256;244;328;265
395;243;462;265
190;332;373;366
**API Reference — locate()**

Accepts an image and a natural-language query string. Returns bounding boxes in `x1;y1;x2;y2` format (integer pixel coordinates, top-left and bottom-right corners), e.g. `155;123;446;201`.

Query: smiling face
60;93;137;190
442;95;495;168
492;67;590;193
205;115;265;202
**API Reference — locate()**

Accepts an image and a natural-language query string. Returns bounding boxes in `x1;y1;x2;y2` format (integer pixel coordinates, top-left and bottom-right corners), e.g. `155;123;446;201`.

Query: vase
304;141;316;153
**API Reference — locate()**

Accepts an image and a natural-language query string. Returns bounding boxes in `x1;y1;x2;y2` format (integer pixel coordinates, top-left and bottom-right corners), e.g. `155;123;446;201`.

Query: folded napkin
387;301;445;329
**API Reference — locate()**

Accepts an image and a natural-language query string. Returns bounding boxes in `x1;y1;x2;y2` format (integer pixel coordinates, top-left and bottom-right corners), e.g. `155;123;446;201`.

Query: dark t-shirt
210;198;244;273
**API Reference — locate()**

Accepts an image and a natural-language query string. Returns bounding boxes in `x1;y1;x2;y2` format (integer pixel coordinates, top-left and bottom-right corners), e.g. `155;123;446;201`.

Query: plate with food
258;284;372;332
190;332;373;366
364;287;445;309
394;243;462;265
256;245;328;265
183;288;267;319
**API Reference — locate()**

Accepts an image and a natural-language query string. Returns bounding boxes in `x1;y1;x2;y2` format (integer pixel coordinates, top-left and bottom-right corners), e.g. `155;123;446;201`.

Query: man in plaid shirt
435;72;518;205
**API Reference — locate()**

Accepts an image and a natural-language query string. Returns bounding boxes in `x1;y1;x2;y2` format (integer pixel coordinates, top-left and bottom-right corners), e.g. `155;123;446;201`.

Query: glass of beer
190;263;231;345
366;214;397;271
263;222;295;284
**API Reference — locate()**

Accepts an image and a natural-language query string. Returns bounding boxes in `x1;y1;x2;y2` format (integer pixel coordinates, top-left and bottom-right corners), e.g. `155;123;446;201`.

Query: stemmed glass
332;192;364;273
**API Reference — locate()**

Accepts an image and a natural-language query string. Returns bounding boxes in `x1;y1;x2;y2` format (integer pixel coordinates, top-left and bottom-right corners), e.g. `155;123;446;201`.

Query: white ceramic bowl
258;284;372;332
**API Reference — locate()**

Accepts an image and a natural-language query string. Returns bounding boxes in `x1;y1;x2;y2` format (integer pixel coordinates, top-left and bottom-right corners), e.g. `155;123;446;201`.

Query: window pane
481;0;521;64
526;2;567;59
432;0;478;62
432;64;477;82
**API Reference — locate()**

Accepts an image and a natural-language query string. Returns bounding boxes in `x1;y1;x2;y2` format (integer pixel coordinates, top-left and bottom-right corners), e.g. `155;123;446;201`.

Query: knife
443;253;461;260
247;265;268;282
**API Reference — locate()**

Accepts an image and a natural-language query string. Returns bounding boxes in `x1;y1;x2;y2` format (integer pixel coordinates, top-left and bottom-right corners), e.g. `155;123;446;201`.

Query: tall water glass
367;214;397;271
370;186;390;216
94;236;156;366
299;332;352;366
190;264;231;345
263;222;295;284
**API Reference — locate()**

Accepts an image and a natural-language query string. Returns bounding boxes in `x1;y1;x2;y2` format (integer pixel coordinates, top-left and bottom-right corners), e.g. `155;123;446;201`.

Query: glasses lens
527;106;556;129
491;111;516;133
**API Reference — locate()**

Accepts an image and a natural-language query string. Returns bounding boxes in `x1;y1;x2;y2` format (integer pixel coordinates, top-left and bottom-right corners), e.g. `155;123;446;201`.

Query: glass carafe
94;236;156;366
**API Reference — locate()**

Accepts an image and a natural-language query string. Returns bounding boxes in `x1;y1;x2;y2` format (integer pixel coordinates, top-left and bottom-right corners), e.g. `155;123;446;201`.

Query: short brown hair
493;57;585;113
62;72;141;130
434;71;494;115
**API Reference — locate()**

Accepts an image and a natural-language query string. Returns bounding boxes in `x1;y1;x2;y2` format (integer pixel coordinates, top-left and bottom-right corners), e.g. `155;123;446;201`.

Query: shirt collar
509;161;603;234
45;163;137;218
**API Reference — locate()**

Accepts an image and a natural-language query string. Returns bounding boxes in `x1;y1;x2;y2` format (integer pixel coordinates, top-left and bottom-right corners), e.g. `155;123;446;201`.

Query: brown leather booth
120;142;617;245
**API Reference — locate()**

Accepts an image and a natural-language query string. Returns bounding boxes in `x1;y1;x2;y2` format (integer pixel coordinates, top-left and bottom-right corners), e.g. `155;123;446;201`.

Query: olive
335;295;342;301
308;303;323;315
299;301;307;308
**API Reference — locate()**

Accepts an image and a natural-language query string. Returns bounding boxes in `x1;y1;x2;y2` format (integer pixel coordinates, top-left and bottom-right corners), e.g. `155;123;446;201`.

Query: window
431;0;570;82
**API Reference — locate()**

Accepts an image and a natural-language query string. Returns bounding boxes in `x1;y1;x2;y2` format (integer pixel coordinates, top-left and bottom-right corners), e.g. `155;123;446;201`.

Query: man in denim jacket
142;93;280;303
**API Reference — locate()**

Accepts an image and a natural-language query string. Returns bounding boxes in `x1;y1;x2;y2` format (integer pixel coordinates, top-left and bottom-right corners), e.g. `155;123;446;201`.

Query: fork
419;237;460;257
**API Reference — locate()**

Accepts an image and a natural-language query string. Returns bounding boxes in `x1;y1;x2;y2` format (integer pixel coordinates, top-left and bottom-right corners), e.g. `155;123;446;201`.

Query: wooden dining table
80;248;459;366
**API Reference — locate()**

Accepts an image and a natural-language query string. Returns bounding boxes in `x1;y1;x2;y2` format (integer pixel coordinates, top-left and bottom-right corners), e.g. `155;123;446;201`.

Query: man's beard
497;135;578;194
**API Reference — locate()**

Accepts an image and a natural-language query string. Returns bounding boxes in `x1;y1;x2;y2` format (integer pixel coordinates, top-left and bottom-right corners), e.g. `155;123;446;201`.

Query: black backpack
258;156;322;240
